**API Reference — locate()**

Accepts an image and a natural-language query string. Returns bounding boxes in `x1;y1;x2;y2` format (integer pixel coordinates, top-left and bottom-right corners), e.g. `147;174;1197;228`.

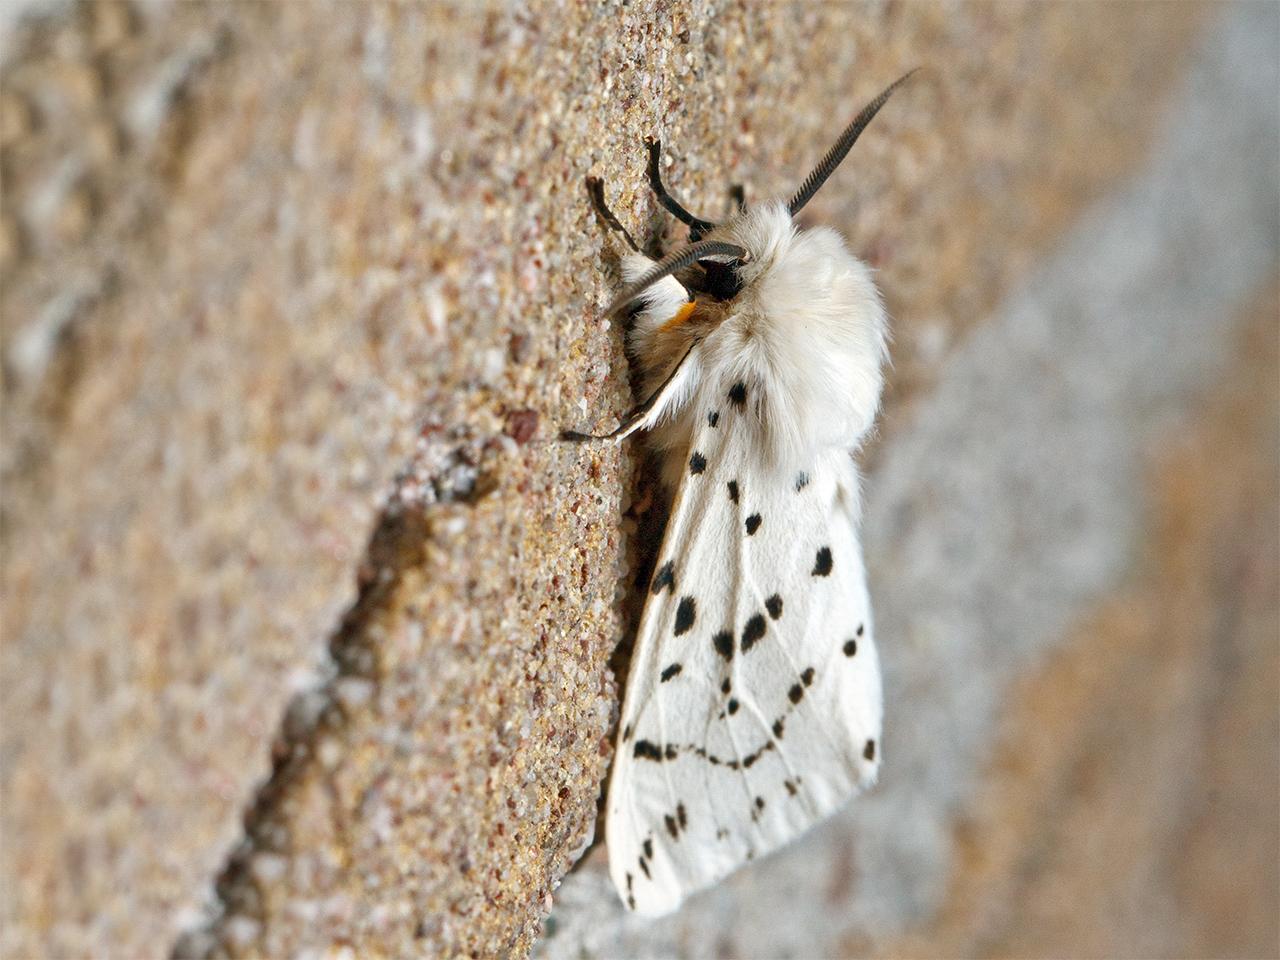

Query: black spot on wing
728;381;747;407
660;662;683;682
623;723;633;741
727;698;739;715
765;594;783;620
708;410;720;427
745;513;762;535
650;560;675;595
812;546;833;577
635;740;679;762
843;639;858;657
688;739;774;770
674;596;696;636
689;451;707;475
740;613;767;651
727;480;739;503
772;717;785;738
784;778;800;797
788;682;805;705
801;666;815;687
720;677;731;694
795;471;810;492
638;836;653;880
669;808;686;838
857;622;865;636
713;630;733;660
864;739;877;761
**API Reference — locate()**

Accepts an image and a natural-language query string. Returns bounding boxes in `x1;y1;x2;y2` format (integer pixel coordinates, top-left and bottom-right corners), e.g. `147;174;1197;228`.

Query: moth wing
606;388;881;916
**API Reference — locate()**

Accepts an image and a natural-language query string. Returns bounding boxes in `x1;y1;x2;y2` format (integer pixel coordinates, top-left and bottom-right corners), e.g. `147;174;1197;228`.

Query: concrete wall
2;2;1275;957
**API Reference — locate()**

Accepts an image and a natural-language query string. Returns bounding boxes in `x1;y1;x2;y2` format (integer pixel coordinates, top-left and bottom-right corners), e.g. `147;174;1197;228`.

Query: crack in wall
172;441;491;958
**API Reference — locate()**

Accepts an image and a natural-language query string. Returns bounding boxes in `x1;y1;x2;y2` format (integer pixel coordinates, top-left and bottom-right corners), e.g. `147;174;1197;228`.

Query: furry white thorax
624;202;887;486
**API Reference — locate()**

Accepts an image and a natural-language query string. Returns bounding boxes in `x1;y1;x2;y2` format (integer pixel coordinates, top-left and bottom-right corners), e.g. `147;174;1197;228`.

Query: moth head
604;70;918;318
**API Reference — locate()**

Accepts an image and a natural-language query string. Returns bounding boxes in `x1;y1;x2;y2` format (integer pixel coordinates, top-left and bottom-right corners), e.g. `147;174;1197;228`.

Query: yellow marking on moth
658;300;698;334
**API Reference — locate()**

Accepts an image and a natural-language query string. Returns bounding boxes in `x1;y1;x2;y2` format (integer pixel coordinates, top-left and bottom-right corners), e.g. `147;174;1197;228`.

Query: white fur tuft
633;201;887;479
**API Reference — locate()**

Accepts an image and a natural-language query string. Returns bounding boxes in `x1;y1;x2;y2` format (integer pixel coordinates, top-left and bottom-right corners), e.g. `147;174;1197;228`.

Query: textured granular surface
5;2;1276;959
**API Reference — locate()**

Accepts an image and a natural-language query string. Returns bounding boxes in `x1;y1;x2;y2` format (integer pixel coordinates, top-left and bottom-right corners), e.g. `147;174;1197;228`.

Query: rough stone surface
1;2;1274;959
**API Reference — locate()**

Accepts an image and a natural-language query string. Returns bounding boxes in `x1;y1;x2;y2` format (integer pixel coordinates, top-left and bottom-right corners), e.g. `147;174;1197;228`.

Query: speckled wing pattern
605;376;882;916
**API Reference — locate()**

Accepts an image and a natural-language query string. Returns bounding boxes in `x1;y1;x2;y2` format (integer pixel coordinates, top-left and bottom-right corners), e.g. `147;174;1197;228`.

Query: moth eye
698;259;745;302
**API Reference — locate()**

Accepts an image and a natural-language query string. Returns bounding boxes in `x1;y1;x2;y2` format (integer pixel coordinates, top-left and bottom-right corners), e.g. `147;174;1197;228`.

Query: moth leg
562;342;697;442
585;176;641;253
728;183;746;213
645;137;717;241
560;410;647;443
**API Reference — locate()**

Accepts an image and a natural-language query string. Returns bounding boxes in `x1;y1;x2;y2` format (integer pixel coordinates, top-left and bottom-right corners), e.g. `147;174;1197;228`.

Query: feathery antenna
787;69;919;216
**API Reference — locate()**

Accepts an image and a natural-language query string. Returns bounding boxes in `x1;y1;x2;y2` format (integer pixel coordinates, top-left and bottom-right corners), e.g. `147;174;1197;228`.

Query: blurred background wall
1;2;1276;958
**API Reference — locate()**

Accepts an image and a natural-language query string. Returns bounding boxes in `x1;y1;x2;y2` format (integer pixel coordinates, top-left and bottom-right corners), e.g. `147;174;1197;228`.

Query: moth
567;72;914;916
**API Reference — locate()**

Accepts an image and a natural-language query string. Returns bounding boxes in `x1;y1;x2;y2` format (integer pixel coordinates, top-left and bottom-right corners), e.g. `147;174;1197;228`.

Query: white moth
568;73;914;916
